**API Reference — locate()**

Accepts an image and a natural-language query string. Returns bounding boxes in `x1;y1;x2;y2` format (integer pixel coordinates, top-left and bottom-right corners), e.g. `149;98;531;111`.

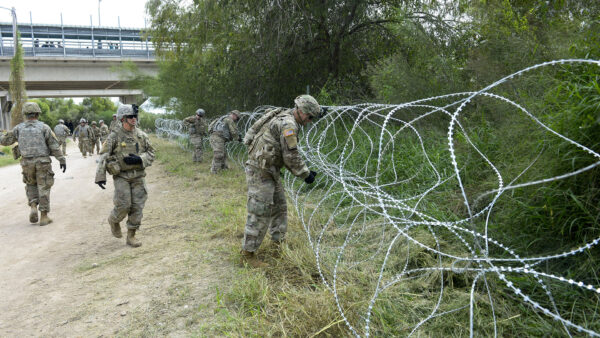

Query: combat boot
29;203;38;223
39;211;53;226
126;229;142;247
108;218;122;238
241;250;269;268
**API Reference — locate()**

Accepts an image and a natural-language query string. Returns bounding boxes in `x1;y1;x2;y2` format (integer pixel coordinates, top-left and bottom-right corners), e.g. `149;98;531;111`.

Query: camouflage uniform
109;116;120;132
242;108;312;252
53;121;70;155
95;120;155;232
73;120;93;157
91;123;101;154
209;112;239;173
0;102;66;225
99;122;109;143
183;113;208;162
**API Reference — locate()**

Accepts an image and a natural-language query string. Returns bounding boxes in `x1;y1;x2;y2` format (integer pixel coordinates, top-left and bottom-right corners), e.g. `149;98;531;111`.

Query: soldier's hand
123;153;142;165
96;181;106;189
304;171;317;184
60;163;66;173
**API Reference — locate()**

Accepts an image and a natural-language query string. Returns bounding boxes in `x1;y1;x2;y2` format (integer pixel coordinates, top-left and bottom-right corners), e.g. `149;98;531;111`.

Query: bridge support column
0;96;11;130
119;95;145;105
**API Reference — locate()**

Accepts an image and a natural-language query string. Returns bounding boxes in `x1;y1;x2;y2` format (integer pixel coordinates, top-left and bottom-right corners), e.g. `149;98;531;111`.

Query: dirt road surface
0;141;233;336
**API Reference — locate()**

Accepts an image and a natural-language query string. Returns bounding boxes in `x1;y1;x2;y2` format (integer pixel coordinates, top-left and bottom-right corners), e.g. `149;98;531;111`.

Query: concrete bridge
0;22;159;129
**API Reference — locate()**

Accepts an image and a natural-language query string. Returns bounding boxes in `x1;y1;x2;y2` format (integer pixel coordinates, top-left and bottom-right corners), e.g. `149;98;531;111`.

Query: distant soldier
90;121;101;154
208;110;241;173
0;102;66;226
73;118;93;157
240;95;320;267
183;108;208;162
95;104;155;247
98;120;109;144
109;113;119;132
53;119;71;155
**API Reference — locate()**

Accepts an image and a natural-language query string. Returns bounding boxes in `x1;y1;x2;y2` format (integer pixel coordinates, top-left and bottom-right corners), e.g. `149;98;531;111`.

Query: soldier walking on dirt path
0;102;67;226
240;95;321;268
183;108;208;162
99;120;109;144
90;121;101;154
95;104;155;248
208;110;241;173
73;118;94;158
109;113;120;132
53;119;70;156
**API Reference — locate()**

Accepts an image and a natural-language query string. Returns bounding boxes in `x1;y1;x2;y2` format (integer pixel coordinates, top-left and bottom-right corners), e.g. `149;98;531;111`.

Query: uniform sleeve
73;126;80;139
200;118;208;136
45;126;65;163
183;116;194;124
96;133;117;183
64;125;71;135
279;121;310;178
227;118;239;140
0;129;18;146
140;133;155;168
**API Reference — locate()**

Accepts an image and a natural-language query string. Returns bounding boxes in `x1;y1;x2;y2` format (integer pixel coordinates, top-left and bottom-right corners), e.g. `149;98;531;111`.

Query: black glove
304;171;317;184
60;163;66;173
123;153;142;165
96;181;106;189
238;135;243;142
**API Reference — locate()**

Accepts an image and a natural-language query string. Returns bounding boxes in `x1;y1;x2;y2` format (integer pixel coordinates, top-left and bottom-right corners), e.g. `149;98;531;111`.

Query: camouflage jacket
210;115;239;142
0;120;65;163
74;124;94;140
95;125;155;182
99;124;109;138
246;109;309;179
109;119;120;132
53;124;70;138
91;126;101;140
183;115;208;137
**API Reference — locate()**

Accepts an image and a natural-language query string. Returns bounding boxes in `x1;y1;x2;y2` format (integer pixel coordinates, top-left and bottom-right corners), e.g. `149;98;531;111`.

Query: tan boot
126;229;142;247
241;250;269;268
29;203;38;223
108;219;122;238
39;211;53;226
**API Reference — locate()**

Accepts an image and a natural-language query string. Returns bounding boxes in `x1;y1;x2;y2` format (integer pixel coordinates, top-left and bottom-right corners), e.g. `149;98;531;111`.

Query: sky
0;0;150;29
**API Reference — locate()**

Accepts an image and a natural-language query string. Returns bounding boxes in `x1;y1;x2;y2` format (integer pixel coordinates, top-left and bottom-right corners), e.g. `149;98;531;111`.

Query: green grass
0;146;19;167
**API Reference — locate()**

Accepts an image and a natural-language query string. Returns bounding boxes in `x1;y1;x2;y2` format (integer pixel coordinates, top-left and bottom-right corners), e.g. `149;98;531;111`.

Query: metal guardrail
0;22;156;58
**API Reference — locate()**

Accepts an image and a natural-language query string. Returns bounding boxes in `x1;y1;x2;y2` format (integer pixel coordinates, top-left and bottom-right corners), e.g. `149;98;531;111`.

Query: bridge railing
0;22;160;58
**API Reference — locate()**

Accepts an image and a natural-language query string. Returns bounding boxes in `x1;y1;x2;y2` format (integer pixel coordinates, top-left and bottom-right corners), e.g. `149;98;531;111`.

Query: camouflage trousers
92;138;101;154
242;164;287;252
108;174;148;230
190;135;204;162
78;138;91;156
20;157;55;212
57;137;67;155
209;133;228;173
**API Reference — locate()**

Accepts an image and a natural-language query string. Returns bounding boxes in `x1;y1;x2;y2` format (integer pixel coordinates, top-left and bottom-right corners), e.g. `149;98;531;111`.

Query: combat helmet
230;110;240;117
79;118;87;123
196;108;205;117
294;95;320;117
22;102;42;117
99;119;104;124
91;121;97;125
58;119;64;124
116;104;137;120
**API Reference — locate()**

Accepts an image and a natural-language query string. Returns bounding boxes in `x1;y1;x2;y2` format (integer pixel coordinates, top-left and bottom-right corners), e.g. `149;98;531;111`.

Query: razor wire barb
155;59;600;337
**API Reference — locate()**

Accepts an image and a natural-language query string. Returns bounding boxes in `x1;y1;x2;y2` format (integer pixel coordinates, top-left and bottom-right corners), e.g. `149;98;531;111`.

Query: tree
9;32;26;127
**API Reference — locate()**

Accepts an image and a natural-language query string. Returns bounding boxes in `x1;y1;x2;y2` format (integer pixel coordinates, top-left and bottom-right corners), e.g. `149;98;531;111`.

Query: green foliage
0;146;19;167
9;32;26;127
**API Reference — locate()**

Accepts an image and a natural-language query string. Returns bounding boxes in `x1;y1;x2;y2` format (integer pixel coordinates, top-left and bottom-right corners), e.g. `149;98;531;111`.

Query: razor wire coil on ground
156;59;600;337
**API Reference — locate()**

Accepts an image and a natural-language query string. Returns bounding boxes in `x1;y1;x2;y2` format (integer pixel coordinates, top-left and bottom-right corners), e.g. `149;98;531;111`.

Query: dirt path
0;141;235;336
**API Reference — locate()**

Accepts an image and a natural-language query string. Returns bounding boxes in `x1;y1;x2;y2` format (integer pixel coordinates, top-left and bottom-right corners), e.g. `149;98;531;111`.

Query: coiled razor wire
156;59;600;337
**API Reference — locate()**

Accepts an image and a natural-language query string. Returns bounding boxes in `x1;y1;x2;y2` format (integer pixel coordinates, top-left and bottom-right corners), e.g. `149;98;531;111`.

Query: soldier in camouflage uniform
109;113;120;132
208;110;241;173
240;95;320;267
95;104;155;247
90;121;101;154
73;118;94;157
98;120;109;143
53;119;71;155
183;108;208;162
0;102;67;226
